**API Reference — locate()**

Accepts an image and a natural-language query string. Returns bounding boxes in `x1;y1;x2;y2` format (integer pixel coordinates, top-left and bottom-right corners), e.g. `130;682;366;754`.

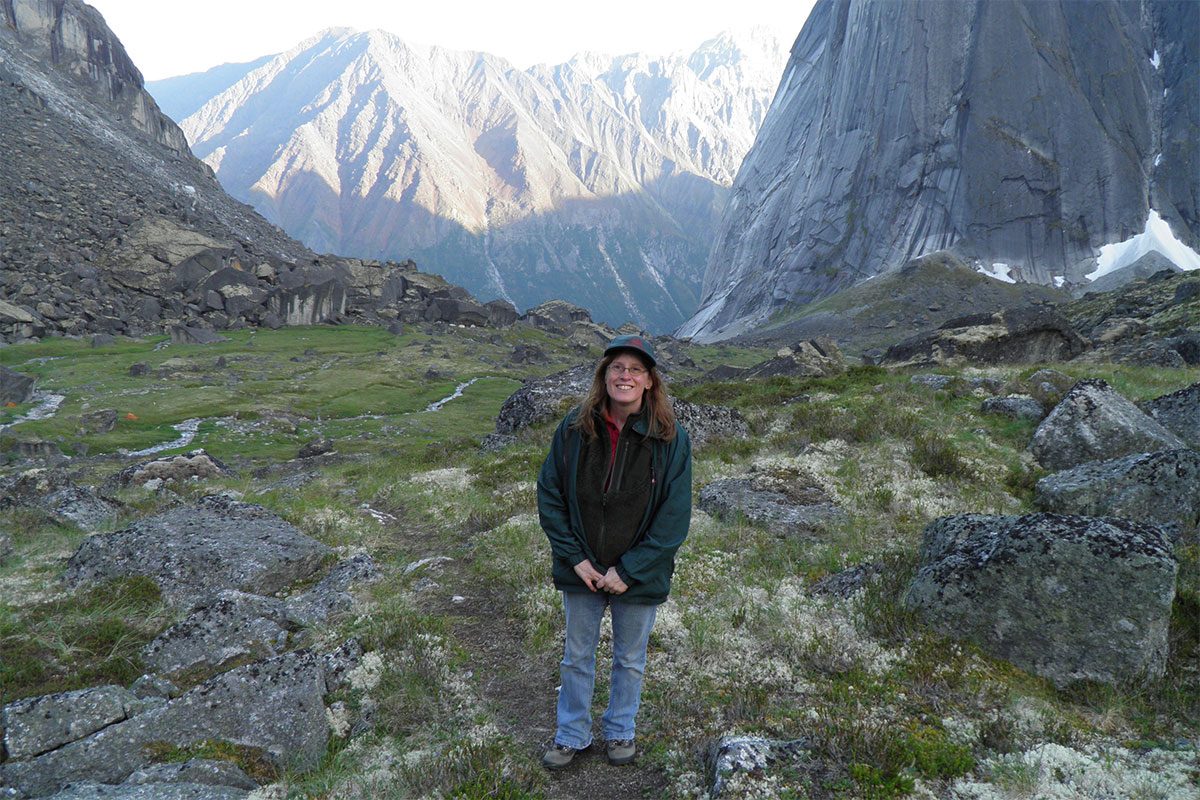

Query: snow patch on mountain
1087;210;1200;281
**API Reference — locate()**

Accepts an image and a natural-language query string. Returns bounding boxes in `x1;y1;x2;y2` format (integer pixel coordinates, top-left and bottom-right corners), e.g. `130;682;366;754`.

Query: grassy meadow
0;326;1196;799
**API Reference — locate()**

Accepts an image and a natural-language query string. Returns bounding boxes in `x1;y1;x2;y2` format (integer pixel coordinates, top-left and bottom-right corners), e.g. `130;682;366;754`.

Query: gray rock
40;783;250;800
0;528;12;563
142;591;291;677
1035;450;1200;537
2;685;138;760
981;395;1044;421
493;364;593;434
285;554;380;627
297;438;333;459
81;409;119;433
904;513;1177;688
1164;331;1200;366
0;651;329;798
1029;379;1188;470
0;364;37;404
13;437;66;462
699;477;845;535
90;333;117;348
671;399;749;447
123;758;258;789
322;639;366;693
705;736;811;798
911;373;1005;394
0;469;122;530
115;450;233;487
519;300;594;333
1142;382;1200;449
1025;368;1076;411
170;326;228;345
128;363;149;377
63;495;331;607
810;561;883;598
130;674;180;700
478;433;517;452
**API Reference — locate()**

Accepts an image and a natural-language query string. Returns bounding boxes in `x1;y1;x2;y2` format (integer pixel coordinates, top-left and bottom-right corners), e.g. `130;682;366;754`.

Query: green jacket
537;407;693;605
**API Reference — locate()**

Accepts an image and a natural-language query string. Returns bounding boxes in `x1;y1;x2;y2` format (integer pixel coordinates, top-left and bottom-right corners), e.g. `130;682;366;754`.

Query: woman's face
605;352;653;412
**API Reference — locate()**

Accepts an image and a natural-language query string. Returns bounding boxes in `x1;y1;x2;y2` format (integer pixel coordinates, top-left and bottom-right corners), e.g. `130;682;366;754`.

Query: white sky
87;0;818;81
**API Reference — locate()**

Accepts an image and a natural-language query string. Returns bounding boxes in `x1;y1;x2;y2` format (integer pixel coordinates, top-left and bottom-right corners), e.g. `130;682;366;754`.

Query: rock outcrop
113;450;233;488
1028;380;1188;470
0;468;122;530
883;307;1087;367
64;495;331;606
740;338;846;379
904;513;1177;687
1034;450;1200;537
1;364;36;404
680;0;1197;341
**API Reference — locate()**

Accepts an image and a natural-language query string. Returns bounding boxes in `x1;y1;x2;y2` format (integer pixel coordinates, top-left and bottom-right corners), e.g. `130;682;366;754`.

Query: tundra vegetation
1;325;1196;799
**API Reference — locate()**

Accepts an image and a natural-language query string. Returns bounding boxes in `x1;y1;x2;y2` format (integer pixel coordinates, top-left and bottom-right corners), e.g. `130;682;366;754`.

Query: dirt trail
427;567;671;799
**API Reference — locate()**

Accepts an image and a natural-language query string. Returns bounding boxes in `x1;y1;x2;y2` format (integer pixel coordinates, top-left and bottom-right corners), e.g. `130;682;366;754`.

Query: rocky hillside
680;0;1199;342
149;28;788;331
0;0;519;344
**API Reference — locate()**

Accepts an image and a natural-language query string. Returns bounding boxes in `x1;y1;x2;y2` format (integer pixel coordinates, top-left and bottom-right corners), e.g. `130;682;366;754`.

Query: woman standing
537;334;693;769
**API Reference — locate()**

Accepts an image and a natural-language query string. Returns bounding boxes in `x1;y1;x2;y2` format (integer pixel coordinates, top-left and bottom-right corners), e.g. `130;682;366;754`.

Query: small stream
0;393;65;432
425;378;480;412
126;418;202;457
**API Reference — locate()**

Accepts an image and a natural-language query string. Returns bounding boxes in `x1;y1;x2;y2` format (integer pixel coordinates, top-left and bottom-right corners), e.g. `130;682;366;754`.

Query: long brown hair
573;351;677;441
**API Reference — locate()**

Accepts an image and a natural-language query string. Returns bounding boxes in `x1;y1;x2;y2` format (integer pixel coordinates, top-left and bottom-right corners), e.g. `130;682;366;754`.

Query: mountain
0;0;506;344
679;0;1199;342
149;28;788;331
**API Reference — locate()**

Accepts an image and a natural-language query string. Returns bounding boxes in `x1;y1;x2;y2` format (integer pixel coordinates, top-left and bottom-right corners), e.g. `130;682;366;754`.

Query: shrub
911;433;974;480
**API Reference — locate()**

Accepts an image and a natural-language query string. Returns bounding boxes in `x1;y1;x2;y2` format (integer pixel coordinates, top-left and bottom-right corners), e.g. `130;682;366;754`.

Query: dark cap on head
604;334;656;367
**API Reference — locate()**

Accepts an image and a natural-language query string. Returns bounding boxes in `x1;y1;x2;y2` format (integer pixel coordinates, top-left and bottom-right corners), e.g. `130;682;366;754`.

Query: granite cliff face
680;0;1199;341
151;28;787;331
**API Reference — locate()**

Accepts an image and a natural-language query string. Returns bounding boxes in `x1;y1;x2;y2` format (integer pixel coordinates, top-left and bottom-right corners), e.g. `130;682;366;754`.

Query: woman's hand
598;567;628;595
573;559;605;592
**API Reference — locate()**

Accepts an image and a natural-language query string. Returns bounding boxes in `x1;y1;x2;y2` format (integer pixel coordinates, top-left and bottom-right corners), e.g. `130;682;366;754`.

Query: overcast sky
87;0;818;81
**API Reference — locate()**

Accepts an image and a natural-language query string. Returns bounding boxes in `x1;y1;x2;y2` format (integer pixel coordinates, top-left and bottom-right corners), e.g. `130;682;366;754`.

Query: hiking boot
542;743;581;770
606;738;636;766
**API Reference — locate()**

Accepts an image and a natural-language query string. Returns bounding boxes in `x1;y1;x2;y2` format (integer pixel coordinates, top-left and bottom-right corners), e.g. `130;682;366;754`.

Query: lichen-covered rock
142;591;291;677
0;528;12;563
114;450;234;487
1028;379;1187;470
0;468;122;530
169;325;227;345
1142;382;1200;449
671;399;749;447
698;477;845;535
2;685;139;760
123;758;258;789
284;553;380;627
0;651;329;798
63;495;331;607
1034;450;1200;537
742;337;845;378
981;395;1044;421
705;736;811;798
40;783;251;799
493;364;592;434
904;513;1177;688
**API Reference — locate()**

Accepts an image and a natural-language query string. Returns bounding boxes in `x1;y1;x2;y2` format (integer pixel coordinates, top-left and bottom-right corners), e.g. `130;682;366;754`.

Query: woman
537;334;693;769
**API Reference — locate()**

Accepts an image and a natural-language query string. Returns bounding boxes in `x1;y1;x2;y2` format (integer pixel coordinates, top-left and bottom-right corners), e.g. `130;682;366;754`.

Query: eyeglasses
607;363;647;377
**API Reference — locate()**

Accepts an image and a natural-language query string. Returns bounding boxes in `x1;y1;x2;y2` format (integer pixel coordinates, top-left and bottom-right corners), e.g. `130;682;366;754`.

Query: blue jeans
554;590;658;749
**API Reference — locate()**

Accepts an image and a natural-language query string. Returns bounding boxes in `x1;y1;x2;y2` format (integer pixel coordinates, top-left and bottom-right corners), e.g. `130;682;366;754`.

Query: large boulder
63;495;331;607
1028;379;1188;470
1;364;37;404
904;513;1177;688
0;651;329;798
1142;382;1200;449
981;395;1045;422
884;307;1087;367
114;450;234;487
493;364;594;434
519;300;593;333
169;325;227;345
1034;450;1200;537
1024;368;1077;411
699;477;845;535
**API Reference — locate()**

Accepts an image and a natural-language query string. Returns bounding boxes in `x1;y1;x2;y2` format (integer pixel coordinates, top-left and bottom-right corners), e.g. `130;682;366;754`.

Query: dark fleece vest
575;410;654;569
